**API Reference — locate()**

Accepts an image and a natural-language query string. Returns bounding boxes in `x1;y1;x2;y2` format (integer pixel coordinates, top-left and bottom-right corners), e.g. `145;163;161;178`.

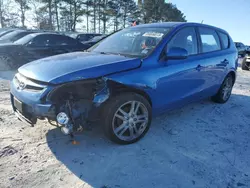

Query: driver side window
29;35;50;47
167;27;198;55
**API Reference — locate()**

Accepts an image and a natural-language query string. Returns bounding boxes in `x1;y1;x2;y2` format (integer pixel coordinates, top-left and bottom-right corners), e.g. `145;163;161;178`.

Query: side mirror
165;47;188;60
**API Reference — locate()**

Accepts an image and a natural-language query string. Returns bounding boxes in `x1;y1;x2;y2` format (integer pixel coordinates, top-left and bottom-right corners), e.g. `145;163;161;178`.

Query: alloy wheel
112;101;149;141
221;77;233;101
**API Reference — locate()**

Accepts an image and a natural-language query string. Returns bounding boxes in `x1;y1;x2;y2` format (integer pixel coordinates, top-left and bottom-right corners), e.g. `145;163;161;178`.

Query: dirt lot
0;67;250;188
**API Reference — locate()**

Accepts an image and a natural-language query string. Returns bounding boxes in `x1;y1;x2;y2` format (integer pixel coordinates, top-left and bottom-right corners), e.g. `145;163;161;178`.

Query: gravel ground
0;67;250;188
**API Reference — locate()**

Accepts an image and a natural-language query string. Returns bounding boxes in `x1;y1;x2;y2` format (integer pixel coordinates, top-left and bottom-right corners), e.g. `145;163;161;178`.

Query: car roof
133;22;228;34
27;32;66;37
77;33;101;35
134;22;184;28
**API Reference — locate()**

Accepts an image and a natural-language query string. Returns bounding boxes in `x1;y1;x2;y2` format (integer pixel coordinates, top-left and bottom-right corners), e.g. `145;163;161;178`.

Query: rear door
196;27;227;96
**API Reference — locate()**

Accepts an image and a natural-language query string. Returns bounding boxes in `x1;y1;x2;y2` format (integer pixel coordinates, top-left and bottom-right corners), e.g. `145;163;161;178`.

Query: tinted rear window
49;35;78;46
218;32;229;49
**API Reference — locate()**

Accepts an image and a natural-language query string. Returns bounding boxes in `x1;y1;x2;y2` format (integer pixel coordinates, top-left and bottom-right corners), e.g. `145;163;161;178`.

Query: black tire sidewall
212;74;233;103
241;58;249;71
102;92;152;144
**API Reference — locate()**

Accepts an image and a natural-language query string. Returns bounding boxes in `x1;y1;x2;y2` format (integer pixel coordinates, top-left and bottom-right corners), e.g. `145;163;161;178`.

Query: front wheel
102;93;152;144
211;74;234;103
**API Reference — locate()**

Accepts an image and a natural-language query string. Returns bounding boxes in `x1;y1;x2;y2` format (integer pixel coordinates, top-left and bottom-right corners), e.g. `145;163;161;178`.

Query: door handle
221;59;229;65
196;64;202;71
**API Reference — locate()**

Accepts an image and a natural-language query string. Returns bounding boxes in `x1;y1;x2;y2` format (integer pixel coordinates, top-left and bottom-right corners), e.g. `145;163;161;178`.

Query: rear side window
218;32;229;49
49;35;78;46
199;27;221;53
12;31;34;42
31;35;51;46
78;34;92;41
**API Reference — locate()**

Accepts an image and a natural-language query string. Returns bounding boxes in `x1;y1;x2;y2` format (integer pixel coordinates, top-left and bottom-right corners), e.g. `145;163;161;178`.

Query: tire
241;58;249;71
102;92;152;144
211;74;234;103
0;55;13;71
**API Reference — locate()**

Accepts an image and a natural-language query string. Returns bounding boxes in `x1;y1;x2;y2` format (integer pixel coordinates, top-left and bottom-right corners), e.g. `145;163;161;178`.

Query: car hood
0;43;18;47
18;52;141;84
0;39;12;43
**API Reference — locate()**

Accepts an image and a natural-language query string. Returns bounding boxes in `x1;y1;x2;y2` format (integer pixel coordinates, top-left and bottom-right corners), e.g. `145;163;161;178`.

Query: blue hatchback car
10;22;238;144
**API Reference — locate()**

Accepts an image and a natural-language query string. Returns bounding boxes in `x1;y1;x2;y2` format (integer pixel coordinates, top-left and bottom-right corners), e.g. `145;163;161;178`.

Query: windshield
14;33;38;45
90;36;105;42
0;30;35;42
0;30;13;37
0;30;24;41
90;27;170;57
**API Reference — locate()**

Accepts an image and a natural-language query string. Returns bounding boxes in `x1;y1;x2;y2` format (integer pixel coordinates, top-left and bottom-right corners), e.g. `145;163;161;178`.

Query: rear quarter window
218;32;229;49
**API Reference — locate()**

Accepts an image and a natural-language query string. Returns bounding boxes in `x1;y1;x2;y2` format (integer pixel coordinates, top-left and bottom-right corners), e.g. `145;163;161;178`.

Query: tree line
0;0;186;34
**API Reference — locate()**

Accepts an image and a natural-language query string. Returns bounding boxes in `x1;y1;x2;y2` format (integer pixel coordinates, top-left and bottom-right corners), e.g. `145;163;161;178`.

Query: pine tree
15;0;30;28
40;0;53;30
140;0;186;23
60;0;86;31
120;0;138;28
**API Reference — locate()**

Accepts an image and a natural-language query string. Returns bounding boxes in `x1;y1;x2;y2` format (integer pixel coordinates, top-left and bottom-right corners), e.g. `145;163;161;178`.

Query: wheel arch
107;80;153;106
227;70;236;85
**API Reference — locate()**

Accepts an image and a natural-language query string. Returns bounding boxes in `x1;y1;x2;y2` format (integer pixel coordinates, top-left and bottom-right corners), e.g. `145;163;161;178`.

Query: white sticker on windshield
143;32;164;38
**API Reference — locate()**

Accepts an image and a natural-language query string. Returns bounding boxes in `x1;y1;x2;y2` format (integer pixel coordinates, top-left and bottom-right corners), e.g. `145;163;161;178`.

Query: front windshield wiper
99;51;109;54
93;51;122;56
89;51;141;58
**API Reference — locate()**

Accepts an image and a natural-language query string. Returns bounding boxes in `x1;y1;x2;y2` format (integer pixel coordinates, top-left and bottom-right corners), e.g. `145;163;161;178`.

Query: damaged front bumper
10;74;110;128
10;93;55;124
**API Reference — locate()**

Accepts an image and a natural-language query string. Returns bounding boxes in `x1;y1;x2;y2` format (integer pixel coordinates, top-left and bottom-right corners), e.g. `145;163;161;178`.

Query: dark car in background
0;33;88;70
0;29;17;38
81;35;107;49
69;33;102;43
246;45;250;53
234;42;247;57
242;55;250;70
10;22;237;144
0;30;38;43
241;46;250;70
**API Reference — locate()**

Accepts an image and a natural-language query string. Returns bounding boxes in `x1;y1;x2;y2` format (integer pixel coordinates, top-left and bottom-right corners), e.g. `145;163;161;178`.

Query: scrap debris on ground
0;68;250;188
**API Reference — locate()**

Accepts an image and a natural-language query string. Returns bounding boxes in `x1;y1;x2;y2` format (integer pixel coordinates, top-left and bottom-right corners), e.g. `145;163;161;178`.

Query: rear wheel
102;93;152;144
211;74;234;103
241;57;249;71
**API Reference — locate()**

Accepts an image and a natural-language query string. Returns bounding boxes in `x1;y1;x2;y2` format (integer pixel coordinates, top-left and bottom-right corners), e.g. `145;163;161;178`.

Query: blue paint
18;52;141;84
10;22;237;121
